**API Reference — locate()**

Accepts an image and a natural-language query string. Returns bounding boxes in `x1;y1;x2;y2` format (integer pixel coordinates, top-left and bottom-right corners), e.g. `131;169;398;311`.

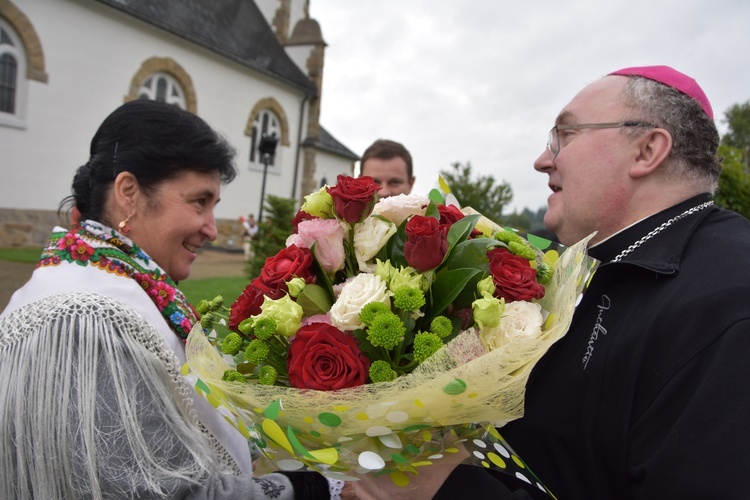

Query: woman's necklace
611;201;714;263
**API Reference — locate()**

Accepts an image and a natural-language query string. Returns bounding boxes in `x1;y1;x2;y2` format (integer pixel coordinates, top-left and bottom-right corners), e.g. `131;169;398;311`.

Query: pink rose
286;218;346;274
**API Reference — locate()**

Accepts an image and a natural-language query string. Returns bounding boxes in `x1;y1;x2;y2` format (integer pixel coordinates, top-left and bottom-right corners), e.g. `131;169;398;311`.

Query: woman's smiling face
130;170;221;281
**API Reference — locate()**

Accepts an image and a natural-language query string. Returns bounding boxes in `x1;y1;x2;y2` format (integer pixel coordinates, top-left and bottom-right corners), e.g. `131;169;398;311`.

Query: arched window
126;58;196;113
249;109;282;166
0;19;26;127
137;71;187;109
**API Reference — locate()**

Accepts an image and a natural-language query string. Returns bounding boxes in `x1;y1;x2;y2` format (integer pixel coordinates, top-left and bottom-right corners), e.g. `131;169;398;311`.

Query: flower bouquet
184;175;598;492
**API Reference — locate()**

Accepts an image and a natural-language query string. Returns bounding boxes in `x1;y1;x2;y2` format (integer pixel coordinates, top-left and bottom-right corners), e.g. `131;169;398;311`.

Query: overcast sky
310;0;750;214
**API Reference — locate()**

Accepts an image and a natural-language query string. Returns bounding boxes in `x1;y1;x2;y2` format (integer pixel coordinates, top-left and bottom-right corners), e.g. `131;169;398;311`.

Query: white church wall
2;0;308;223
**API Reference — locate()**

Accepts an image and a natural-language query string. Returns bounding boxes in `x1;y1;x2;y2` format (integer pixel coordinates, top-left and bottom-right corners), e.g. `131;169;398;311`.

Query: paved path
0;248;247;312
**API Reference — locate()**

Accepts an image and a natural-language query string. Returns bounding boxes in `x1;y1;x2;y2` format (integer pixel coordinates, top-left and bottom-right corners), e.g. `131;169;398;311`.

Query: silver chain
611;201;714;263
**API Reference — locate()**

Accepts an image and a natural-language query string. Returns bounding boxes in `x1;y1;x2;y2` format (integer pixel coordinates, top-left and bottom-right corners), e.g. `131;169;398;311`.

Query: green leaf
445;214;481;253
385;221;409;269
353;329;382;360
445;238;501;270
428;188;445;205
442;238;498;308
295;284;333;316
423;267;482;324
424;201;441;220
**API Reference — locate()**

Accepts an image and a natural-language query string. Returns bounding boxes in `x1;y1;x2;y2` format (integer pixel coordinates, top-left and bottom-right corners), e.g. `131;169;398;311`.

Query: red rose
487;247;545;302
287;323;370;390
437;204;465;226
228;282;265;331
326;175;379;223
404;215;448;271
437;204;482;238
255;244;316;297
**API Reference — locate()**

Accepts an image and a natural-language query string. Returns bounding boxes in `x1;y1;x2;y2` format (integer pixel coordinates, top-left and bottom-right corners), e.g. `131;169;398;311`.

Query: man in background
360;139;415;198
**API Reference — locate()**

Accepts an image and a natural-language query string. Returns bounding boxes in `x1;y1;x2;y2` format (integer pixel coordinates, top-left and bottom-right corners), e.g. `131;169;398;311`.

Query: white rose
372;193;430;226
479;301;544;352
329;273;391;330
354;216;397;272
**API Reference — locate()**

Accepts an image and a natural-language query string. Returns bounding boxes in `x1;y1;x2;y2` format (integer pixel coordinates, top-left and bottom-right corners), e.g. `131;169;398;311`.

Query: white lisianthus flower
479;301;544;352
372;193;430;226
354;216;397;272
330;273;391;330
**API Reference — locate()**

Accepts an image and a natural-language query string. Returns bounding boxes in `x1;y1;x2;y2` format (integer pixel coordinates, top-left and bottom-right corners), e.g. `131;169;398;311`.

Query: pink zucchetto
609;65;713;119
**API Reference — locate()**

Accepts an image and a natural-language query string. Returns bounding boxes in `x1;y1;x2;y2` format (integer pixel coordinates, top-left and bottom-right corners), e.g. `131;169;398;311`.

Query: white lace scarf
0;292;239;500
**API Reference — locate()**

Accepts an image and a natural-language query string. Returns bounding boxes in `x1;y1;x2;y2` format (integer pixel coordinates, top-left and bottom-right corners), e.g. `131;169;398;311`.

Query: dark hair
359;139;413;178
619;77;721;192
60;99;237;223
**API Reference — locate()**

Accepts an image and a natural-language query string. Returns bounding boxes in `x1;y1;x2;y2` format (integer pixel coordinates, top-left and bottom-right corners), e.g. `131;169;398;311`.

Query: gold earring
118;213;133;234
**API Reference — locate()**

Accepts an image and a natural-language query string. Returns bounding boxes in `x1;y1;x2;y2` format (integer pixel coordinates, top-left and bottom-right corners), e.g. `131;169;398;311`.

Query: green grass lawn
0;247;248;306
0;247;42;263
180;276;249;306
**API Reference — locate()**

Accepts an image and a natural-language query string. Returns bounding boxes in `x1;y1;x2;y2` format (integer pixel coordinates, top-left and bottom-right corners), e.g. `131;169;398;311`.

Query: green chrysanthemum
259;365;278;386
536;262;554;285
494;229;524;245
209;295;224;310
238;317;254;336
369;360;398;383
199;312;215;329
245;339;270;364
220;332;243;355
393;286;426;312
253;317;277;340
359;302;391;327
508;240;536;261
430;316;453;339
413;332;443;362
221;369;245;383
196;299;211;315
367;312;406;350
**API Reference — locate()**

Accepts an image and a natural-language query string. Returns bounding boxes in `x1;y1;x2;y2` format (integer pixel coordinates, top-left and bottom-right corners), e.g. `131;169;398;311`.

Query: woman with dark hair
0;100;329;499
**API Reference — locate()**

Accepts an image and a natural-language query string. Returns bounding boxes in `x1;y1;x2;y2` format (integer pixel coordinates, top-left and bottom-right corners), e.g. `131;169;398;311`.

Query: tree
439;162;513;223
715;144;750;219
245;194;297;279
715;101;750;219
721;100;750;154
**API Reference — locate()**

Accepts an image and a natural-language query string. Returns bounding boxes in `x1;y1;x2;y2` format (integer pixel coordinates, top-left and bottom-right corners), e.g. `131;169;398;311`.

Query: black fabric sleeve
435;465;537;500
275;471;330;499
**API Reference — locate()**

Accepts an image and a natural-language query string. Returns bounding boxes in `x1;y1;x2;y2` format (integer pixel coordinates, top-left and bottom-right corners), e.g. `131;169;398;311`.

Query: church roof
305;127;360;161
94;0;317;95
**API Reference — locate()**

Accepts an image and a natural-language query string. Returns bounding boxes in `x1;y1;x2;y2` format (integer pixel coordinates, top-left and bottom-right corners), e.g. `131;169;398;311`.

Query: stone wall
0;209;66;247
0;208;246;252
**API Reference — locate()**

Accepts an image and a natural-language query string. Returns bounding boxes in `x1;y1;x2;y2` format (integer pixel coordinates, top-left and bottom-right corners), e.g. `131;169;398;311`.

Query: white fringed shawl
0;292;293;500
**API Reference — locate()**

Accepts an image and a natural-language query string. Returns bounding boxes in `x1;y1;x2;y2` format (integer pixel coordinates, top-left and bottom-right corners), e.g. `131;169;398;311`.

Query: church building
0;0;358;248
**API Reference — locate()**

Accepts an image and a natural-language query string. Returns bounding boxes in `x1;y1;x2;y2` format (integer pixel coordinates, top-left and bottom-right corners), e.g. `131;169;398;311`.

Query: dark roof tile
95;0;317;95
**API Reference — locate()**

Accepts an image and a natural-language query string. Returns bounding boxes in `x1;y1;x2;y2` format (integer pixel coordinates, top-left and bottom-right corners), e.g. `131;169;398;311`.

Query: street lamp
257;132;278;222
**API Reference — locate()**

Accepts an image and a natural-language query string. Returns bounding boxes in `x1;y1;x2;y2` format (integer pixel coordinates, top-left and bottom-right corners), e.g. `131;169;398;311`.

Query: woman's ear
112;171;141;213
630;128;672;178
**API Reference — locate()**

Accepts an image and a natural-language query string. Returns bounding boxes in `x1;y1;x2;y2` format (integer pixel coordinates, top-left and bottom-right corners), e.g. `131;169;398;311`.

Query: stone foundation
0;208;245;252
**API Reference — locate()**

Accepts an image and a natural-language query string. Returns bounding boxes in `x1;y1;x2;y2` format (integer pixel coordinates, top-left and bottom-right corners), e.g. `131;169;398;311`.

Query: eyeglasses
547;121;656;161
